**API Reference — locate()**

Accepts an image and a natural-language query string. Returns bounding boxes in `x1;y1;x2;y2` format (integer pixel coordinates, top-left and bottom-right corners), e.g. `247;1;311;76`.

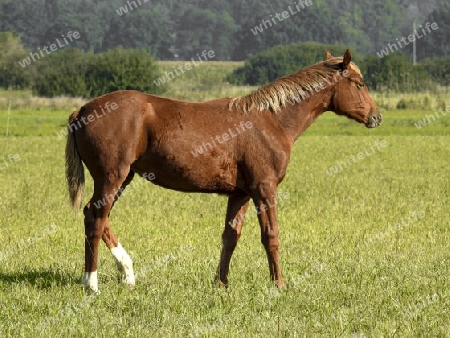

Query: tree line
1;33;447;96
0;0;449;61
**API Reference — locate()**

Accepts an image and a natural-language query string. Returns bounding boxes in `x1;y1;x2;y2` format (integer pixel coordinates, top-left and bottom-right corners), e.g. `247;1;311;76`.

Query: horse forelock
229;57;362;113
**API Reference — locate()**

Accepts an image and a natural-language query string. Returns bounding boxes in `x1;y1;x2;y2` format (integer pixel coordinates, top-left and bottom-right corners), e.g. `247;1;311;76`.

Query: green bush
32;47;166;98
361;52;435;92
396;98;407;109
85;47;166;98
226;42;362;85
421;57;450;86
32;48;91;97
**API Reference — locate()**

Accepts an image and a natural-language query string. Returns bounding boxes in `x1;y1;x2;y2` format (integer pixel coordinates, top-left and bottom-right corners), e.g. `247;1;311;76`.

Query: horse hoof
83;285;100;294
82;272;99;293
213;278;228;288
276;280;287;289
119;271;135;287
121;279;135;289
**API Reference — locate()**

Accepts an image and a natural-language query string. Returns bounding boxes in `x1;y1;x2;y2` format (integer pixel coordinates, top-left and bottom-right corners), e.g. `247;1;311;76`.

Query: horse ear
325;50;333;60
342;49;351;69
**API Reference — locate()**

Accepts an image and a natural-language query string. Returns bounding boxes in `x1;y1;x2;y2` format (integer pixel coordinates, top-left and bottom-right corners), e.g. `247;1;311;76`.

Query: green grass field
0;64;450;336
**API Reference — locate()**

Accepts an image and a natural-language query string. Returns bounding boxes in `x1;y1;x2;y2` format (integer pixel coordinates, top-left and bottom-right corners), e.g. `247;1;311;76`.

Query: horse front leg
252;181;285;288
215;194;250;287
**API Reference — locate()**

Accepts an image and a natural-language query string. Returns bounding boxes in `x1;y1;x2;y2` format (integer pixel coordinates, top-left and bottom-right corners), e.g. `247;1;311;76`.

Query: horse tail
65;109;85;210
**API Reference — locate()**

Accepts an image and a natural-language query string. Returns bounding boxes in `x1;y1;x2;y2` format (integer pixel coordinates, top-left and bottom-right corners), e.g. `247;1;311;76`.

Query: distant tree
40;13;105;52
335;3;372;53
359;0;403;54
104;7;174;59
0;32;33;89
0;0;49;47
174;6;237;60
232;0;340;60
413;2;450;60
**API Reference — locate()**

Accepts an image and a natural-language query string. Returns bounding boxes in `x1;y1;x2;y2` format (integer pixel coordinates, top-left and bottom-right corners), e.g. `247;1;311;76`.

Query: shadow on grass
0;269;77;289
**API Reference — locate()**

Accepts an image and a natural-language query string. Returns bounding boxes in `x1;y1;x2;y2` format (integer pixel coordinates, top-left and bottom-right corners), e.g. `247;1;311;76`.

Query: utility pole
413;20;417;65
6;99;11;136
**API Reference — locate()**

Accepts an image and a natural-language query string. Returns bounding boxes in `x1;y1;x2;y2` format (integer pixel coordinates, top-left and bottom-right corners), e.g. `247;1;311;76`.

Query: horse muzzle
366;112;383;128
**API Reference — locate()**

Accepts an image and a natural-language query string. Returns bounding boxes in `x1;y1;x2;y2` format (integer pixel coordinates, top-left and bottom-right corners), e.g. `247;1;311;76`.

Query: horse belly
131;153;240;194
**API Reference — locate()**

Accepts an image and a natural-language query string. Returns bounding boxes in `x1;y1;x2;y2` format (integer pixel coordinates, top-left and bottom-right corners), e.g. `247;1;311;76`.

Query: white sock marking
82;271;98;293
111;242;135;286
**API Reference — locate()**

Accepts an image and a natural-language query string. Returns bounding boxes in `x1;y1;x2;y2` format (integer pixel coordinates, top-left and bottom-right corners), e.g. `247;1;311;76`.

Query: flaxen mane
229;57;362;113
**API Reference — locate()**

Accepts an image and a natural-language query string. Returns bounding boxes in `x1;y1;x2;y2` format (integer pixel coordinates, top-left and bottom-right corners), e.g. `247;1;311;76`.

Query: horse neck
274;86;335;142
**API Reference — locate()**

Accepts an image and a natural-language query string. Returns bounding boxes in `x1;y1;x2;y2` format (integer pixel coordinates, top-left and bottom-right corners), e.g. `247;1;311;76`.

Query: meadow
0;62;449;337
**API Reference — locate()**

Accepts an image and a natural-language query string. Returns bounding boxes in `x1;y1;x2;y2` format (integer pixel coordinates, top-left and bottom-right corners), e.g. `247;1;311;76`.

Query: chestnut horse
65;50;382;292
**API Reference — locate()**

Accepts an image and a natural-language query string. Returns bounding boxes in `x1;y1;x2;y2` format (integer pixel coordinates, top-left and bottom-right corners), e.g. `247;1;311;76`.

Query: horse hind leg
103;170;135;287
105;230;135;287
82;168;134;292
82;185;114;293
